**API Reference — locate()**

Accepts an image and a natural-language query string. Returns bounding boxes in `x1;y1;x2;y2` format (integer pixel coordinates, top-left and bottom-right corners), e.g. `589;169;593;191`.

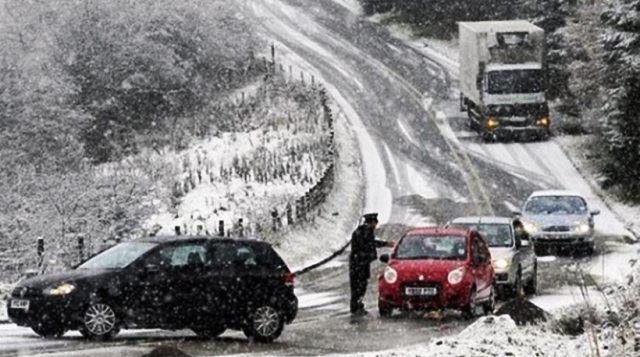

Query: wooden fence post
77;236;85;263
36;237;44;268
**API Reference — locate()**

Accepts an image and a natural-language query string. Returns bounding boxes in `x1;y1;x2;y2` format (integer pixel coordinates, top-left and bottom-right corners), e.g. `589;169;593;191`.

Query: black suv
7;236;298;342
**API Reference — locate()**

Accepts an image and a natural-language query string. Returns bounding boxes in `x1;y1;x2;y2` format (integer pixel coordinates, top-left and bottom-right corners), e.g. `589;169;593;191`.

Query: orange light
537;117;549;127
486;118;499;129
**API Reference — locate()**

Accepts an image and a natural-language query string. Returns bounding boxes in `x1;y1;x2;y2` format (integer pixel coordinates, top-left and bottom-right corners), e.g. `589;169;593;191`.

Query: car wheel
243;305;284;343
378;300;393;318
80;302;119;340
524;264;538;295
31;324;65;338
483;286;495;315
463;286;482;319
192;325;226;339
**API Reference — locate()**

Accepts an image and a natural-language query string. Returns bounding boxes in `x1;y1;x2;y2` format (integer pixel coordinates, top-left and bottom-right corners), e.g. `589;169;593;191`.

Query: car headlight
383;266;397;284
492;259;510;270
44;283;76;296
523;221;539;235
575;223;590;234
448;267;465;285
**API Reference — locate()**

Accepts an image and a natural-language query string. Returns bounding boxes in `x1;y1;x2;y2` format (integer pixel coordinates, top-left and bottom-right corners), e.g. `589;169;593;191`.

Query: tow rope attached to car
292;238;352;276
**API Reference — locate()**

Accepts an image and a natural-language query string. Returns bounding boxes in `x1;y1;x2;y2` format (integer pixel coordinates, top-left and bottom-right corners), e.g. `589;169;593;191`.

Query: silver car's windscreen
524;196;588;215
452;223;513;248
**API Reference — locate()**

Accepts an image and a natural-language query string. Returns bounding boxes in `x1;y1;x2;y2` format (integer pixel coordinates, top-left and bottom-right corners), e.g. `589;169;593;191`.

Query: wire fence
6;44;338;278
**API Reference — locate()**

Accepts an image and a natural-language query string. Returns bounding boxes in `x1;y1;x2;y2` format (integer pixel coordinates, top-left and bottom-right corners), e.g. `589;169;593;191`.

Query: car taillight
283;271;295;287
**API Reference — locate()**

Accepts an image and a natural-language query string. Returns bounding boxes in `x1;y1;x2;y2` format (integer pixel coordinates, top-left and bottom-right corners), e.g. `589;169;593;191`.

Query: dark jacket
349;224;387;266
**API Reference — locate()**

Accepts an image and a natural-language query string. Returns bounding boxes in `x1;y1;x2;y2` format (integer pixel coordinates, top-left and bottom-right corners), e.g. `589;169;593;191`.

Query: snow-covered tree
596;0;640;200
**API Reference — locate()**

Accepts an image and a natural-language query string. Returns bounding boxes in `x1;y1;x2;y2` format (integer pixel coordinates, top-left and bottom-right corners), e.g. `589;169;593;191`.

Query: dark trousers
349;261;370;313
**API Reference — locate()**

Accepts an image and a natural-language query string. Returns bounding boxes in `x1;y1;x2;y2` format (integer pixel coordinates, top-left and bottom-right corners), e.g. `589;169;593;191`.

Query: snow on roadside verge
556;135;640;241
0;283;14;322
274;104;364;271
330;315;589;357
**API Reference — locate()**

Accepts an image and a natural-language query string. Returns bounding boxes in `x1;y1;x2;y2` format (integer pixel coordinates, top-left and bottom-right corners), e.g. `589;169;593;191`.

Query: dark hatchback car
7;236;298;342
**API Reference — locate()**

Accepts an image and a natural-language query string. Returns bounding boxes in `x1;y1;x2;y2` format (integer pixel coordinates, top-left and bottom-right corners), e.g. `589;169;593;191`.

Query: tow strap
292;238;352;276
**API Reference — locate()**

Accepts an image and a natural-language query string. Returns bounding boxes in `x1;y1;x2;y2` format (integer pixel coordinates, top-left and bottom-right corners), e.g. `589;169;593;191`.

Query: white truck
459;21;550;141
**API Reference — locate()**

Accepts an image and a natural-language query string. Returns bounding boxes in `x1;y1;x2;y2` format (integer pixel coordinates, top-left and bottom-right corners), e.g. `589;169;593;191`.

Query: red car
378;227;495;318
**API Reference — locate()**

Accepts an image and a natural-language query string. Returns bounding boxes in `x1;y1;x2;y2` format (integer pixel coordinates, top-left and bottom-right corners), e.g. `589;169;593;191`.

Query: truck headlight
492;259;510;270
44;283;76;296
383;266;397;284
536;117;549;127
486;117;500;129
575;223;590;234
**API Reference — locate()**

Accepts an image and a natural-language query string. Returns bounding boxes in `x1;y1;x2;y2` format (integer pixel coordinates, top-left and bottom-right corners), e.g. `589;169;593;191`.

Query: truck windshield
487;69;545;94
395;235;467;260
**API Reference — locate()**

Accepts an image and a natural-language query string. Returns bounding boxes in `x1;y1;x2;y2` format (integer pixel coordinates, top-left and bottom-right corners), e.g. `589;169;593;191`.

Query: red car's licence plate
405;287;437;296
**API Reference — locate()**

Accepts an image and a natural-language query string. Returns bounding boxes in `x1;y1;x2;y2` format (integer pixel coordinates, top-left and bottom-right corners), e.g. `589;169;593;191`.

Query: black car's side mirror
379;254;390;264
591;209;601;216
512;211;522;217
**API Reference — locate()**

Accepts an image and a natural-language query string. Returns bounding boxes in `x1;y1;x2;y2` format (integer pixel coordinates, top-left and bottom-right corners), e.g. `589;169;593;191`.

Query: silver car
518;190;600;255
448;216;537;298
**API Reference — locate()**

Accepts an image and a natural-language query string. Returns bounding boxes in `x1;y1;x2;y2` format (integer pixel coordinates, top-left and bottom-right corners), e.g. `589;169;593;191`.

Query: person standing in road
349;213;392;316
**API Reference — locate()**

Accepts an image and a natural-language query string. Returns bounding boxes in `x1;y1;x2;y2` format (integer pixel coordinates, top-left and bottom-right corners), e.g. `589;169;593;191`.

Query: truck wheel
482;131;496;142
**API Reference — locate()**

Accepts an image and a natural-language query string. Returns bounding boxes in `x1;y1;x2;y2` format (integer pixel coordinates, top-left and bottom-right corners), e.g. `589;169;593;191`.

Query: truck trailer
459;21;550;141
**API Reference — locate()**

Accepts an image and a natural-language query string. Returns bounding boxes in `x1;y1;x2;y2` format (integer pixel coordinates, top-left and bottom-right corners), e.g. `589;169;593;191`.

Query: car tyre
243;305;284;343
378;301;393;318
192;325;226;339
80;302;119;340
31;324;65;339
483;286;495;315
524;264;538;295
463;286;483;320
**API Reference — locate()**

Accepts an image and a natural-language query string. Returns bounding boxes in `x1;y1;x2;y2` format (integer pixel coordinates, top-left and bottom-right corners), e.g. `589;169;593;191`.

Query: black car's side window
207;244;259;270
144;244;207;269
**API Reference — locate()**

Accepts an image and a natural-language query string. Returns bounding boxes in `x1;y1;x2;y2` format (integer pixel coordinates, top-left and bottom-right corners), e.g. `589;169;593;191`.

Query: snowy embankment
0;283;13;322
133;79;333;243
334;315;590;357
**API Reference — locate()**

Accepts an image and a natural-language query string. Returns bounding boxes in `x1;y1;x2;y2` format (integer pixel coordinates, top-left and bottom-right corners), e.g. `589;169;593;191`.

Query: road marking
397;119;420;147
